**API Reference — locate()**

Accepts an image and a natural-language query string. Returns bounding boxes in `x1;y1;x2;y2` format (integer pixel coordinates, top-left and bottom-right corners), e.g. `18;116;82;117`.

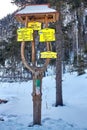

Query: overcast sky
0;0;18;19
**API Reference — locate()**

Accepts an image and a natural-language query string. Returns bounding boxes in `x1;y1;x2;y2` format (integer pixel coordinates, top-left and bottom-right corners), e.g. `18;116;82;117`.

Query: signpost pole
32;15;50;125
33;72;42;125
25;19;42;125
25;18;42;125
32;32;42;125
45;16;50;51
32;33;36;66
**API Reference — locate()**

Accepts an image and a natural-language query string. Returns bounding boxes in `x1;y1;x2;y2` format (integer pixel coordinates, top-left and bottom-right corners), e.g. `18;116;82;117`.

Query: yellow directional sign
17;28;33;41
40;51;57;58
28;22;41;30
39;28;55;42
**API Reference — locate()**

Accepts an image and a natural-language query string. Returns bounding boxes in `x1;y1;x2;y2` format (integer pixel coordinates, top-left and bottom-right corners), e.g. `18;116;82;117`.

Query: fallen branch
0;99;8;104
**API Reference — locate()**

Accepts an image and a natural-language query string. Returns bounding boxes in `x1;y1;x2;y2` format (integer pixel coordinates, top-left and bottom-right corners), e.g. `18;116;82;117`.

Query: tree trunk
55;13;63;106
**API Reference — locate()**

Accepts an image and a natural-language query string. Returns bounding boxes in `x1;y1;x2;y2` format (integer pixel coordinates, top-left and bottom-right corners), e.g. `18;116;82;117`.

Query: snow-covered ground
0;71;87;130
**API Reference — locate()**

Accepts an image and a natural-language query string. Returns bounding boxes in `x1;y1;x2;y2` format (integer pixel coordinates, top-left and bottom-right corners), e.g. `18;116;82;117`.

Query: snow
16;5;57;15
0;71;87;130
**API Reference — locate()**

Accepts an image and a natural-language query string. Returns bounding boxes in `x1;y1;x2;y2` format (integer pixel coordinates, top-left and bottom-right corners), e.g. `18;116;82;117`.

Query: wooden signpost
15;4;59;125
40;51;57;58
39;28;55;42
28;22;41;30
17;28;33;41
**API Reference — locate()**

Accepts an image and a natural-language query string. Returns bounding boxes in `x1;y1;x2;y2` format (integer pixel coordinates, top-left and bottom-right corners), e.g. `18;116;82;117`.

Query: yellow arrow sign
28;22;41;30
17;28;33;42
40;51;57;58
39;28;55;42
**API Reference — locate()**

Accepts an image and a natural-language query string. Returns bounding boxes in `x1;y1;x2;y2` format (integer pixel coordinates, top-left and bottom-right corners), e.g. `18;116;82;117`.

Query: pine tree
11;0;48;6
11;0;34;6
48;0;64;106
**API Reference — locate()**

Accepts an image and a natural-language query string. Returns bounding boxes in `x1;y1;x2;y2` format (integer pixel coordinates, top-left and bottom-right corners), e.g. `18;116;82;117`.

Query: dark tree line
0;0;87;105
11;0;47;6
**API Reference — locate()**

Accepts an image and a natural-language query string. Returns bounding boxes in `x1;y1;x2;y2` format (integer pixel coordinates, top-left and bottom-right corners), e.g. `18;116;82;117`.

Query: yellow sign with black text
40;51;57;58
17;28;33;41
28;22;41;30
39;28;55;42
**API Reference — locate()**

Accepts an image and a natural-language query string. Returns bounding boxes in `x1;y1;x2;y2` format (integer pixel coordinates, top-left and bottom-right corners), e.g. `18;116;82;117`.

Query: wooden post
32;15;50;125
24;17;42;125
32;72;42;125
45;15;50;51
32;32;36;66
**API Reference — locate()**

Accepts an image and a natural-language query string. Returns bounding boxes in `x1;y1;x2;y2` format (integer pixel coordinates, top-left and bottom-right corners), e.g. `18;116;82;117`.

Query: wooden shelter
15;4;59;24
15;4;59;125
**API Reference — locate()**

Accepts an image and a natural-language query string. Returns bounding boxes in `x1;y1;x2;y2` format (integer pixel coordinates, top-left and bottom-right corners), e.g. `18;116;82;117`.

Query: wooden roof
15;4;59;23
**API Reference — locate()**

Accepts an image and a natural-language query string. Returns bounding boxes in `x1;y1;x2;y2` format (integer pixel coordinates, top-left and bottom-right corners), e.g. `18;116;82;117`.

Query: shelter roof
16;4;57;14
15;4;59;23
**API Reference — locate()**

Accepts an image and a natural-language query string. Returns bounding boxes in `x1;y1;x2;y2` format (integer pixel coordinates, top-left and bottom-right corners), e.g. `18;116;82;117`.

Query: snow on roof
16;4;57;15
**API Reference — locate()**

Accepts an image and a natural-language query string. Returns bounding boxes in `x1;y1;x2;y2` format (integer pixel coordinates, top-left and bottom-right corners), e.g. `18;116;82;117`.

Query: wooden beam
15;12;59;24
19;16;25;23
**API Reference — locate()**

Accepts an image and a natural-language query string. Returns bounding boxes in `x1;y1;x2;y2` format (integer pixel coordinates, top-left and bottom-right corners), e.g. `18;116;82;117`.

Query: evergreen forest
0;0;87;82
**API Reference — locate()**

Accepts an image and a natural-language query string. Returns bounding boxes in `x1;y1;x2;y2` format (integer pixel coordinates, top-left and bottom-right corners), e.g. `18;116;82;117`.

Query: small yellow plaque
40;51;57;58
17;28;33;41
28;22;41;30
39;28;55;42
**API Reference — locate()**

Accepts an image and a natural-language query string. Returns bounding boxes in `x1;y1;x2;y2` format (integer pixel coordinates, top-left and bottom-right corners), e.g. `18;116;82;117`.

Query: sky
0;0;18;19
